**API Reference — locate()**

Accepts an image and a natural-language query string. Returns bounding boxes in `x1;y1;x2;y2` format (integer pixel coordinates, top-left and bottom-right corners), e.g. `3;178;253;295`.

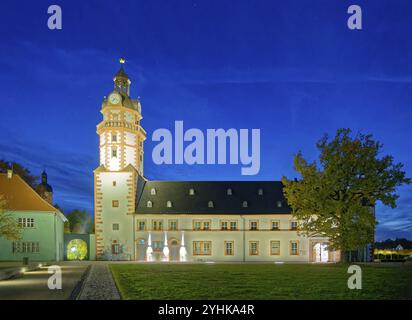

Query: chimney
7;169;13;179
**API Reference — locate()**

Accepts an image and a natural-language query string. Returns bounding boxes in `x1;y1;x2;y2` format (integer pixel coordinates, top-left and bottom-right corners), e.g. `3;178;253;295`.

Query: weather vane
119;57;125;64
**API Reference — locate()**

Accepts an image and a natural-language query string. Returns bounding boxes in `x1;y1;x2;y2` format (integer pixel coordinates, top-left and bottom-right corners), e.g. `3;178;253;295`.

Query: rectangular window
291;221;298;230
17;218;35;228
224;241;234;256
112;148;117;158
153;241;163;252
270;241;280;255
112;200;119;207
290;241;299;255
230;221;237;230
194;221;202;231
112;223;119;231
169;220;178;231
249;241;259;255
152;220;163;231
193;220;210;231
271;220;280;230
113;181;117;187
250;221;258;231
221;221;228;230
137;220;146;231
193;241;212;256
12;242;39;253
112;243;120;255
112;134;117;142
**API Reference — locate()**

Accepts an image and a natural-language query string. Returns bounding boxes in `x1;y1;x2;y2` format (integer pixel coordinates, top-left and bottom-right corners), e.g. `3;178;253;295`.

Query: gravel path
77;263;121;300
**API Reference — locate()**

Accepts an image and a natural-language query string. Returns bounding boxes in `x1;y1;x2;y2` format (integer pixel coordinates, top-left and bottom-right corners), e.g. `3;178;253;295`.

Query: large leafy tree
0;195;21;240
65;209;93;234
282;128;410;256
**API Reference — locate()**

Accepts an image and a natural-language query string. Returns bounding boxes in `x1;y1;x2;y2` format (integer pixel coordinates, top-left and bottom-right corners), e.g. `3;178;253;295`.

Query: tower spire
113;57;131;95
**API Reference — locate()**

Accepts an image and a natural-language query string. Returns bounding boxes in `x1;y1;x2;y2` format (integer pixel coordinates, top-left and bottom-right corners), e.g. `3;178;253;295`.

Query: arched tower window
150;188;156;195
208;201;214;208
147;201;152;208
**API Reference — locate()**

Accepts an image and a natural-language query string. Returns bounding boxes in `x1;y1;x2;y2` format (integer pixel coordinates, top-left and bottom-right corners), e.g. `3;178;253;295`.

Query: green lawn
110;263;412;300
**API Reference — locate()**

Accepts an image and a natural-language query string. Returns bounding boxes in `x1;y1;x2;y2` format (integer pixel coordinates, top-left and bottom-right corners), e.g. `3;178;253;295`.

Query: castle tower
94;58;146;260
35;170;53;204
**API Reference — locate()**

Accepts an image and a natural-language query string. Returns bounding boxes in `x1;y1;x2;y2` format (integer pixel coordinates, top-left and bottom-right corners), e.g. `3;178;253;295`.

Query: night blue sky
0;0;411;240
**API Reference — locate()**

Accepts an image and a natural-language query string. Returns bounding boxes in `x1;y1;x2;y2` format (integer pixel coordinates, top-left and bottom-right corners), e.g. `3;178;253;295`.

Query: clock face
109;93;121;105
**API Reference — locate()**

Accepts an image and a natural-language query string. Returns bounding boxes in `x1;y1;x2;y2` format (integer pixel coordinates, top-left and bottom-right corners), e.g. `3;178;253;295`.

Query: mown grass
110;263;412;300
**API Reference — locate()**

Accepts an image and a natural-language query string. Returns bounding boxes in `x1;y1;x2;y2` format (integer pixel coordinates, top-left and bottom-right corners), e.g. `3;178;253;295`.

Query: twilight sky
0;0;411;240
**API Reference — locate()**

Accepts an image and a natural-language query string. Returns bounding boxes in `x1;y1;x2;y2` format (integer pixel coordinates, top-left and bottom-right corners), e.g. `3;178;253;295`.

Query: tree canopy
282;128;410;253
65;209;93;234
0;195;21;240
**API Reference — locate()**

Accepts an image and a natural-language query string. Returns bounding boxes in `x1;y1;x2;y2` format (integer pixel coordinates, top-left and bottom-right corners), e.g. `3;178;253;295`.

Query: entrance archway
313;243;329;263
170;239;179;261
67;239;88;260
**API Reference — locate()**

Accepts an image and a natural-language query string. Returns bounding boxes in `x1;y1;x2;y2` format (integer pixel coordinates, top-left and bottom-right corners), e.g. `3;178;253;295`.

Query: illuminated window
153;241;163;252
18;218;34;228
258;188;263;195
150;188;156;195
166;201;172;208
221;221;228;230
152;220;163;231
147;200;152;208
242;201;248;208
193;220;210;231
249;241;259;255
230;221;237;230
249;221;258;230
277;201;282;208
112;200;119;208
224;241;234;256
227;188;232;195
208;201;214;208
169;220;178;231
270;241;280;255
112;223;119;231
271;220;280;230
189;188;195;195
193;241;212;256
291;221;298;230
290;241;299;255
137;220;146;231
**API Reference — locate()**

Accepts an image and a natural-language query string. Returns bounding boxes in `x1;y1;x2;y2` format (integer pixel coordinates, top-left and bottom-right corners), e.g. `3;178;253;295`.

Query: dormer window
147;201;153;208
189;188;195;196
167;201;172;208
151;188;156;195
258;188;263;195
208;201;214;208
227;188;232;195
242;201;248;208
277;201;282;208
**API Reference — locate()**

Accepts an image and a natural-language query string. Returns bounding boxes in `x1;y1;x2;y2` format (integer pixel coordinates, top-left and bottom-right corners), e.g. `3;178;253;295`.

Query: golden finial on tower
119;57;125;64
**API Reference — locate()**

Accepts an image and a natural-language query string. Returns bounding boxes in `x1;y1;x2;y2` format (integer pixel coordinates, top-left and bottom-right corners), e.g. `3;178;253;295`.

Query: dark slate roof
135;179;291;215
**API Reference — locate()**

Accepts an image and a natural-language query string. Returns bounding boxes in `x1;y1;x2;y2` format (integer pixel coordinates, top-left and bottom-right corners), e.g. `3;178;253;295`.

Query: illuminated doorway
67;239;88;260
314;243;329;263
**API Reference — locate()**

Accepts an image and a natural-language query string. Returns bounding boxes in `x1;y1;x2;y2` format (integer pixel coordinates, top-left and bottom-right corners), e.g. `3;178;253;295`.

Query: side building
0;170;67;262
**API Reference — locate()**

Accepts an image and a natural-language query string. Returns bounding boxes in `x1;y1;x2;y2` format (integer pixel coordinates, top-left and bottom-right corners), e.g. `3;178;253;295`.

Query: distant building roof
136;178;291;215
0;173;60;213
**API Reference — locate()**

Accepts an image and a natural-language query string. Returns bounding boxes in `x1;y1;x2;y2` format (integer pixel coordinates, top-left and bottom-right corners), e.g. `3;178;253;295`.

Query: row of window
150;187;273;198
112;199;283;209
17;218;35;228
128;220;298;231
12;242;40;253
195;240;299;256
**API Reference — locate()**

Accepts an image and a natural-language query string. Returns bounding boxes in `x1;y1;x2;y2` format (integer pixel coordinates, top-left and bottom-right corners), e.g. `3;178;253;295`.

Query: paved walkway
77;263;120;300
